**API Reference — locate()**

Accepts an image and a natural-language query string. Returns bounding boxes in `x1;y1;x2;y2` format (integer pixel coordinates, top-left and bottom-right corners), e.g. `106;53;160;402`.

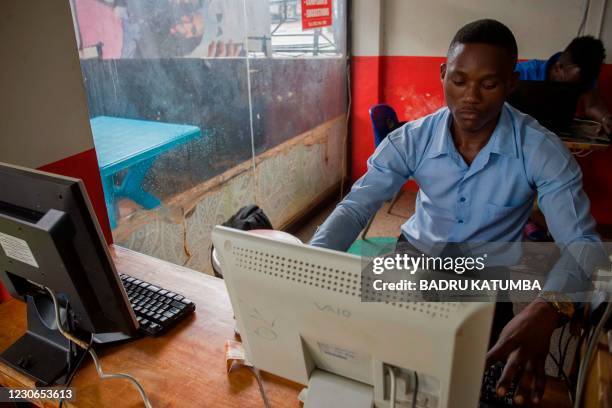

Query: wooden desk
562;138;610;151
0;245;301;407
0;246;572;407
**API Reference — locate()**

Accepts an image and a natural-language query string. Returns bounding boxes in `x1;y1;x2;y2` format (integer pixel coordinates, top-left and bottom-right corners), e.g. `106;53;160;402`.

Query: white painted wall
0;1;94;168
353;0;612;62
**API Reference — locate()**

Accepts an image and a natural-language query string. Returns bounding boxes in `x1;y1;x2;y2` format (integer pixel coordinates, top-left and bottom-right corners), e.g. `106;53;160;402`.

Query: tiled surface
293;188;417;243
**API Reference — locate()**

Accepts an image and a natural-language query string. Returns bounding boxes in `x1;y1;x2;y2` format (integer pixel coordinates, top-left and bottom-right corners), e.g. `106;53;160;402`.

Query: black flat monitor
0;162;137;385
507;80;582;135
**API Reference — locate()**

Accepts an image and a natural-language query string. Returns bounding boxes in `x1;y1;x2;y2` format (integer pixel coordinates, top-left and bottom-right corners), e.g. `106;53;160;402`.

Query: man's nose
463;83;481;103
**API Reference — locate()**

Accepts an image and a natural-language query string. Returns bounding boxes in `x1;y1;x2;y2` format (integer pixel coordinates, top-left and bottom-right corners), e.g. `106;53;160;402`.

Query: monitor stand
0;295;85;386
303;369;374;408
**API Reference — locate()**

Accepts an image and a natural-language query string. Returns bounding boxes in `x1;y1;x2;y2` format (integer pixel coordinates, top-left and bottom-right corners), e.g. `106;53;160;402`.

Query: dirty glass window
70;0;347;275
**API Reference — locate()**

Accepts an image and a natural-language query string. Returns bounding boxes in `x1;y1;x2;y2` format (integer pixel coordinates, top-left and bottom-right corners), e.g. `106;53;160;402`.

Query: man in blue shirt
311;19;601;405
515;36;612;134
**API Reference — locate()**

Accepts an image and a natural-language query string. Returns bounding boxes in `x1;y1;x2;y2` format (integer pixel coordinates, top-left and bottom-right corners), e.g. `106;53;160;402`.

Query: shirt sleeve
309;128;413;251
529;136;604;296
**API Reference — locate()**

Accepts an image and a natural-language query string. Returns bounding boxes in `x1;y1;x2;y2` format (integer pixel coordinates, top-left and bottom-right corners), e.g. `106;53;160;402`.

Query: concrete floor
293;189;417;243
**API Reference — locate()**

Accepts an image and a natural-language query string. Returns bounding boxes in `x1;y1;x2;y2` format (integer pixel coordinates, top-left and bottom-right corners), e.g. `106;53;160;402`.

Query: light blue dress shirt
310;103;600;257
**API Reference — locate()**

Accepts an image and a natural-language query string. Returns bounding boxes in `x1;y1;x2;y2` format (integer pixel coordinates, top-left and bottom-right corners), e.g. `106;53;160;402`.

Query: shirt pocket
486;202;525;219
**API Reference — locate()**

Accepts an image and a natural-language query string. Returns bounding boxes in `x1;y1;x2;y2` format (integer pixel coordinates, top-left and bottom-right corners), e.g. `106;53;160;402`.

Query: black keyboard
119;274;195;336
480;362;516;407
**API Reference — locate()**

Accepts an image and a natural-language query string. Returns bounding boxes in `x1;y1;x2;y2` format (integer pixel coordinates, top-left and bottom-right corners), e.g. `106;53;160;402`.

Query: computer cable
386;365;397;408
577;0;591;36
547;351;573;401
412;371;419;408
58;334;93;408
44;286;154;408
557;324;566;377
574;300;611;408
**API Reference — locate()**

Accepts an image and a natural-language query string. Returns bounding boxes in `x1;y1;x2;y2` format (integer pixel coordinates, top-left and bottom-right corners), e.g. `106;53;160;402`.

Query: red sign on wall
301;0;332;30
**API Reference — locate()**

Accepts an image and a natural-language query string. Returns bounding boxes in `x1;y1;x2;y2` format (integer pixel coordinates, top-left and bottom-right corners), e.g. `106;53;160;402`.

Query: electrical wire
577;0;591;36
340;60;352;200
574;300;611;408
412;371;419;408
45;287;153;408
548;351;573;395
58;334;93;408
386;366;396;408
557;324;566;377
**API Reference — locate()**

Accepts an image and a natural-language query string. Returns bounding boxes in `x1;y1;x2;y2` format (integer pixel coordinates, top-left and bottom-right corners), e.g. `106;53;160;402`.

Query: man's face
548;58;582;83
441;43;518;134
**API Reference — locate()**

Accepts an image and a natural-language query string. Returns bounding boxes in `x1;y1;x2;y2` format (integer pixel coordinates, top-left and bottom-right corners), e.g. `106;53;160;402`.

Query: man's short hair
448;19;518;66
564;36;606;85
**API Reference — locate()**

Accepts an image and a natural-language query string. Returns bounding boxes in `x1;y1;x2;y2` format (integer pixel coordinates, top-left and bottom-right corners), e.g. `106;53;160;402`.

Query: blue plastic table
90;116;201;229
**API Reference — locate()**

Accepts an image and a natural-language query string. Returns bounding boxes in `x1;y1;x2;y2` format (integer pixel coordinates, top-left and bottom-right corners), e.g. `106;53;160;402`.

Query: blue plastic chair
370;104;403;146
362;104;406;238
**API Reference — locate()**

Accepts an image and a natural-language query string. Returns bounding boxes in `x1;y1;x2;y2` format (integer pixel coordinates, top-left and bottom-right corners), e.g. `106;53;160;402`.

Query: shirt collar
426;104;517;159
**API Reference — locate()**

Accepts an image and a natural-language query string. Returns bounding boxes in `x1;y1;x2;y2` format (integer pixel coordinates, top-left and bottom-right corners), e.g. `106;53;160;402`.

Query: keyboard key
133;280;142;285
159;316;168;323
149;323;161;332
166;292;176;299
153;313;162;320
140;319;150;326
147;285;160;293
136;316;143;322
171;301;187;310
158;289;168;296
163;311;175;318
134;306;142;312
125;277;135;283
169;307;181;314
173;295;184;301
182;298;193;305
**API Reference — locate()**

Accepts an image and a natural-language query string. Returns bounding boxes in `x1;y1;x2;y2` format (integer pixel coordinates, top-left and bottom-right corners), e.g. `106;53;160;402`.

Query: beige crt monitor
212;226;495;408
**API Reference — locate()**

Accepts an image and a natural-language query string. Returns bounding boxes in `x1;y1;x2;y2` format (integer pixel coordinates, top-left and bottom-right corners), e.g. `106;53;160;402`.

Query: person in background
515;36;612;134
516;37;609;241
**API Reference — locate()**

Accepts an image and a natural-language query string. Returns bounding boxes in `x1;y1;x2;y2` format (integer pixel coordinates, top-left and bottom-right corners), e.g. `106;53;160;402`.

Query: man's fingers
496;349;525;397
513;362;535;406
532;362;546;405
486;335;516;367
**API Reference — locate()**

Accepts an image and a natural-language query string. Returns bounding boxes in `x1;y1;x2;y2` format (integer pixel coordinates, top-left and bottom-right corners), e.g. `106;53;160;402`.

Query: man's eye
482;82;498;90
452;80;465;86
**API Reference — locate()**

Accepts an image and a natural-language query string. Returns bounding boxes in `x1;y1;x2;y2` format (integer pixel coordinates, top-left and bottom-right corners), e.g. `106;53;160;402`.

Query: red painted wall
39;149;112;243
351;55;612;225
0;149;111;303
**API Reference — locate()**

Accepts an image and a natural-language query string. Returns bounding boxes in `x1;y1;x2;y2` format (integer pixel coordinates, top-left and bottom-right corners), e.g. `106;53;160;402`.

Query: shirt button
458;220;464;224
459;197;466;202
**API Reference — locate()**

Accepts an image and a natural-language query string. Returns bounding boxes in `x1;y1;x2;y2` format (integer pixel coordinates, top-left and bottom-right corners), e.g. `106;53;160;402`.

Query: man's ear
440;63;447;82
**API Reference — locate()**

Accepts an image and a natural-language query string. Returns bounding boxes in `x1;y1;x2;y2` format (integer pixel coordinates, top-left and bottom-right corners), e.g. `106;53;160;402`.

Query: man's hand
486;299;561;405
